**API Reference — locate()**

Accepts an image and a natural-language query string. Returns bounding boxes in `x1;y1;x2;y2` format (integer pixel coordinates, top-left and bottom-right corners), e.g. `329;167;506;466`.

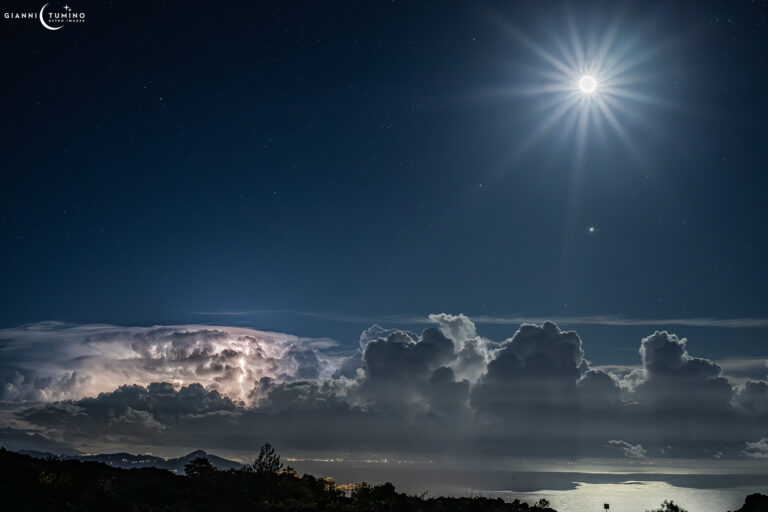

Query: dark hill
19;448;242;473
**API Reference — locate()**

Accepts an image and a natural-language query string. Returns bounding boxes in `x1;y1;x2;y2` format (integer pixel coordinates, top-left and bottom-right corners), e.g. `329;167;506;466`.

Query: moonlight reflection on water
510;482;760;512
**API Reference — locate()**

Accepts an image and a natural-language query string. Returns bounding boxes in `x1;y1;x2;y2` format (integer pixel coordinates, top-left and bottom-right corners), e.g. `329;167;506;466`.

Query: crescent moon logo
39;3;63;31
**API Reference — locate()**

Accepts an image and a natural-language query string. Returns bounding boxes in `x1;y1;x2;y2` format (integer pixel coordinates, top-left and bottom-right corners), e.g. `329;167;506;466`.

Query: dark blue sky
2;1;767;360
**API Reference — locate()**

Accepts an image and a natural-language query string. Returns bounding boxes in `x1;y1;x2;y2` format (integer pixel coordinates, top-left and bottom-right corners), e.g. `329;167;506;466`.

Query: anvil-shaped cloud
0;322;337;403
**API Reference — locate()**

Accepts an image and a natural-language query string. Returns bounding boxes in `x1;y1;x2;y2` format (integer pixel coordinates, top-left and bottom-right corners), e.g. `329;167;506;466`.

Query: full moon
578;75;597;93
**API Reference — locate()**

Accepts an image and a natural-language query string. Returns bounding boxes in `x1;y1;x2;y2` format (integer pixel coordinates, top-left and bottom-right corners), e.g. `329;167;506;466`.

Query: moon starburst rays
500;10;670;168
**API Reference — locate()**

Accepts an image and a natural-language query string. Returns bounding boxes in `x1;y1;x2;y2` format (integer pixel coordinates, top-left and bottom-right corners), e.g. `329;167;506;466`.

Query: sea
285;456;768;512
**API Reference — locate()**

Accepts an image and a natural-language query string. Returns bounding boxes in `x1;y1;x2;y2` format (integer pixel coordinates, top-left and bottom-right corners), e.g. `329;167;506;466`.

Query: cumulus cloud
471;322;585;415
2;316;767;461
428;313;477;345
627;331;734;413
0;322;336;403
352;327;469;415
734;380;768;416
743;438;768;459
429;314;493;383
606;440;647;459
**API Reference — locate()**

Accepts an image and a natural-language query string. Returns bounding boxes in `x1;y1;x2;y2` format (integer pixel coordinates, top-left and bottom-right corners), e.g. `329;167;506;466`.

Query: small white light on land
579;75;597;93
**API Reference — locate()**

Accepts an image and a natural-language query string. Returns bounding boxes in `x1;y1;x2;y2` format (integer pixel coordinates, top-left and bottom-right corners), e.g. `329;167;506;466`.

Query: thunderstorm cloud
1;316;767;459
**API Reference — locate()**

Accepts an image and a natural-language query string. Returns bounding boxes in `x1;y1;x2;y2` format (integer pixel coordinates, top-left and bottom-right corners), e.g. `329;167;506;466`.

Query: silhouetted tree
253;442;283;474
735;493;768;512
351;481;373;506
647;500;688;512
184;457;215;478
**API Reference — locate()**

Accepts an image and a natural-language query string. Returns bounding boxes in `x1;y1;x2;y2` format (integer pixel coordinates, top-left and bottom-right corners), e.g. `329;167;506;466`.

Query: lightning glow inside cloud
0;322;337;403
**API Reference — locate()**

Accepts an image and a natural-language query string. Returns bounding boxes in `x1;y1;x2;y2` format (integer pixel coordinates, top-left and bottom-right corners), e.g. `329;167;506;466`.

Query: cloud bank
1;315;767;460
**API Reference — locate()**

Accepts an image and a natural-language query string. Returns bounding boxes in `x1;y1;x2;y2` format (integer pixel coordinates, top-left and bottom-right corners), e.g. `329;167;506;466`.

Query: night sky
2;1;768;500
4;1;768;338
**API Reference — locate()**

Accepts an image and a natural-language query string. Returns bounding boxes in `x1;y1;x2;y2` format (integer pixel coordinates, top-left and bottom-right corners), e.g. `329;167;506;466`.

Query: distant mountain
0;427;81;456
172;449;244;472
19;448;243;473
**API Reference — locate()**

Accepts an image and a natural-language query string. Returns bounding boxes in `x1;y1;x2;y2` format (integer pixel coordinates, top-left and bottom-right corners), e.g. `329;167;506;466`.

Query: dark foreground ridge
0;447;555;512
1;448;766;512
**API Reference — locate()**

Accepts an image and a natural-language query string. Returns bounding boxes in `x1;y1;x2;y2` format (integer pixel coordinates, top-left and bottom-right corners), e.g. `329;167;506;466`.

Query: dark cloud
330;324;404;379
734;380;768;416
17;383;237;444
261;380;348;412
353;328;463;414
427;366;470;416
577;370;621;409
363;328;455;381
471;322;584;414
